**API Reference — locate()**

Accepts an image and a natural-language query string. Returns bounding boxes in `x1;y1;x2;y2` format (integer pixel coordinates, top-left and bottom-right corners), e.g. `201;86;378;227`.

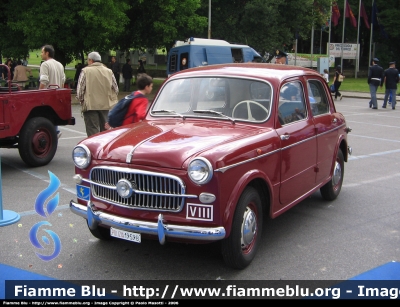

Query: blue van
166;37;262;76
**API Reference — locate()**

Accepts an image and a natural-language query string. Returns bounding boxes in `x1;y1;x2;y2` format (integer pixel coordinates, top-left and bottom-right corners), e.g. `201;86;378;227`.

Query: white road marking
0;157;76;195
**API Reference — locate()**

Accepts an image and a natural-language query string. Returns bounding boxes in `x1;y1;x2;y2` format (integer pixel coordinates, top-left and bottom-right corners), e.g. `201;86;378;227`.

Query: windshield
151;77;272;123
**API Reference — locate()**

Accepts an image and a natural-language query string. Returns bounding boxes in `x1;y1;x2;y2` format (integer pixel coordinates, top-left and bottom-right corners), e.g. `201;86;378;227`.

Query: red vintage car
70;63;352;269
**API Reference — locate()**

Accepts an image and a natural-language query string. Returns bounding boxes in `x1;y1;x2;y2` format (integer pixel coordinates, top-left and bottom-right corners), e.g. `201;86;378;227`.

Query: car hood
85;121;272;169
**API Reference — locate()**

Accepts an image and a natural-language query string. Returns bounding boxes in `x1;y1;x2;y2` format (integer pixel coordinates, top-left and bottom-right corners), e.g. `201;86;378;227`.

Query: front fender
222;169;273;237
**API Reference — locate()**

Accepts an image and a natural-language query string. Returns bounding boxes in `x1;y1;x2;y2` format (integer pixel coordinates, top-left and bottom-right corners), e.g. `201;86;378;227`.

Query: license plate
110;227;141;243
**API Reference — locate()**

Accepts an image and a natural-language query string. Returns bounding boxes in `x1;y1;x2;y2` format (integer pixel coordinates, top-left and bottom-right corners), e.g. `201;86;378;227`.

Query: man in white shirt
39;45;66;138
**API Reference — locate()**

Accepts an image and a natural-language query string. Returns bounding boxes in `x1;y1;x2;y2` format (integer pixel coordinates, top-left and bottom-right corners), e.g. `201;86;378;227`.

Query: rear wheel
320;149;344;200
18;117;58;167
221;187;262;269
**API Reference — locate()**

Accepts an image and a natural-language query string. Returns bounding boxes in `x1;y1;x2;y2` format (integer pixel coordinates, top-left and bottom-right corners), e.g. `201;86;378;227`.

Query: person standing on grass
381;61;399;110
133;60;146;85
1;59;13;82
274;49;288;65
74;63;83;89
39;44;65;138
111;56;120;86
13;59;32;88
122;59;133;92
367;58;384;109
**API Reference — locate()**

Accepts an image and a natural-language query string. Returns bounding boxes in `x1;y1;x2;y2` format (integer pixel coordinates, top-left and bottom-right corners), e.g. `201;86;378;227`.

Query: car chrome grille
90;166;186;212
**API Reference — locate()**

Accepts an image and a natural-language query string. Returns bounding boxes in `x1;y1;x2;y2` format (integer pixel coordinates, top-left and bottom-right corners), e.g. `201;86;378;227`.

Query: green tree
115;0;207;53
372;0;400;64
1;0;398;71
1;0;130;66
194;0;331;55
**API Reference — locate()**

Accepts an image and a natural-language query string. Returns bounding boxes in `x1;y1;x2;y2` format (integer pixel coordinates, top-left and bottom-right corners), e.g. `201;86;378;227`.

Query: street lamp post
208;0;211;39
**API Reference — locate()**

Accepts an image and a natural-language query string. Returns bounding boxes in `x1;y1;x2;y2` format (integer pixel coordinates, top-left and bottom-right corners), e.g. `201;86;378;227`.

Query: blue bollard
0;154;21;226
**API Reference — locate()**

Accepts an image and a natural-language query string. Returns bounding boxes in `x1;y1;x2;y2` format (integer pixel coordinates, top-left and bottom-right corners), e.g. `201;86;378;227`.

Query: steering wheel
232;100;269;120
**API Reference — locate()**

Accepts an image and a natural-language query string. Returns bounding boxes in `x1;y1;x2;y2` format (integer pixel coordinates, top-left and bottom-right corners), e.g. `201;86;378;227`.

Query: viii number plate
110;227;141;243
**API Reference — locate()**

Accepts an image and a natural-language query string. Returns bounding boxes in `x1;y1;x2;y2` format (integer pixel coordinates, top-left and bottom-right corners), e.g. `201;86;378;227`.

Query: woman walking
332;65;344;100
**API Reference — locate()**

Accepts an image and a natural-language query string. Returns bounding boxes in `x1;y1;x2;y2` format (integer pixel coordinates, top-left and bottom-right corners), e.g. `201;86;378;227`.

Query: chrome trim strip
215;123;346;173
215;147;281;173
70;200;226;243
282;134;317;150
317;123;345;137
126;133;163;163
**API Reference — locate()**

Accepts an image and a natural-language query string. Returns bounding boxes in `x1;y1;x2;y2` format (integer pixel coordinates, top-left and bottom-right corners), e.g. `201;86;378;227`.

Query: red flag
360;0;370;29
345;0;357;28
332;2;341;27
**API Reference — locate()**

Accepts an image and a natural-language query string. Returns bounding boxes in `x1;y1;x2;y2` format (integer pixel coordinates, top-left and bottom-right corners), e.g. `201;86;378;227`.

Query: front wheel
221;187;263;269
18;117;58;167
320;149;344;200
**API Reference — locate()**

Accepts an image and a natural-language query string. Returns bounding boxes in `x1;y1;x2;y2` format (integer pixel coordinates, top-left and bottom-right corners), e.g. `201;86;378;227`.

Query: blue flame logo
29;171;62;261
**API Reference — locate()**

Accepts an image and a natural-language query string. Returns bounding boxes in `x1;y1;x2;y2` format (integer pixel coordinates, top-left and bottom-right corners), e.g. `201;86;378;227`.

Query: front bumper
348;145;352;155
70;200;226;244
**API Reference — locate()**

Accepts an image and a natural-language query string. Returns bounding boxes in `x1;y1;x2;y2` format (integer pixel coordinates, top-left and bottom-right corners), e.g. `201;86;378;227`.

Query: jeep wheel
18;117;58;167
320;149;344;201
221;187;262;269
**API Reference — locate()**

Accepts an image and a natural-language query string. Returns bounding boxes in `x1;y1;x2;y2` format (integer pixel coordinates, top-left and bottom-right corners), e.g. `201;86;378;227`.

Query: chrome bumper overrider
70;200;226;244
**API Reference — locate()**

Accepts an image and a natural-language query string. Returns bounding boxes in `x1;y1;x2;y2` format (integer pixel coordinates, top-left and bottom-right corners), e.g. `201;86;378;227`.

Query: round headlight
188;158;213;184
72;145;91;169
116;179;133;198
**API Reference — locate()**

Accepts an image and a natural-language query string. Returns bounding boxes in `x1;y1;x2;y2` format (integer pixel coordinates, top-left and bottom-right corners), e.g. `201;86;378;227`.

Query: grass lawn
27;50;79;68
338;77;386;94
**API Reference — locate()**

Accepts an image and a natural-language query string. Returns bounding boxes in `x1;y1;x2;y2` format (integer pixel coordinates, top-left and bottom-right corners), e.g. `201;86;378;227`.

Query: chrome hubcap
241;207;257;248
332;160;342;186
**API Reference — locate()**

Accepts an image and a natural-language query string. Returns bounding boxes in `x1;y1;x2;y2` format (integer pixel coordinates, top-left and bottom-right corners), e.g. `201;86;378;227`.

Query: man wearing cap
382;61;399;109
367;58;384;109
275;50;288;65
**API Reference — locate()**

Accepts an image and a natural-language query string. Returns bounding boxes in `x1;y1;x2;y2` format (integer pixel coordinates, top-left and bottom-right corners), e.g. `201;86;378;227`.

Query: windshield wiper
193;109;235;123
152;109;185;119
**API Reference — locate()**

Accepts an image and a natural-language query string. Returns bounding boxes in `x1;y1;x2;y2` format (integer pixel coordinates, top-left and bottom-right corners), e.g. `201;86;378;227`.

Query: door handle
280;134;290;140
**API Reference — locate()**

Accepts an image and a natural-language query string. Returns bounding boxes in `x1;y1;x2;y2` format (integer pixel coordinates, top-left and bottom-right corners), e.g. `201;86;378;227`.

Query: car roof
168;63;322;82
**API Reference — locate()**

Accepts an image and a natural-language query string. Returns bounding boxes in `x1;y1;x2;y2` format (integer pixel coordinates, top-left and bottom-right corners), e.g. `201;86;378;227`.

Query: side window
180;52;188;71
231;48;243;63
169;53;178;73
278;81;307;124
307;80;329;116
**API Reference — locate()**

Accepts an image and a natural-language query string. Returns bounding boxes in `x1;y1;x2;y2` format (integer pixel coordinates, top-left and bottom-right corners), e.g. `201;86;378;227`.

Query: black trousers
334;81;342;98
